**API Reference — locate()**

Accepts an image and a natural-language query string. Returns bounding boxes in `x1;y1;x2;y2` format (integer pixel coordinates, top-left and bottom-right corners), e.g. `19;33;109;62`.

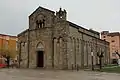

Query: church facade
17;6;110;69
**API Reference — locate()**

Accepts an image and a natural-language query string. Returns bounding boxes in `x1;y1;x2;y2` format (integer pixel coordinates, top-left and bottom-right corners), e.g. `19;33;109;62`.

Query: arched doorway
36;42;44;67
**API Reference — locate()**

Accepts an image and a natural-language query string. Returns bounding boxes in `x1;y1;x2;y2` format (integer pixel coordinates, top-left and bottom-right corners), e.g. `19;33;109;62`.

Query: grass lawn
101;65;120;73
104;64;118;67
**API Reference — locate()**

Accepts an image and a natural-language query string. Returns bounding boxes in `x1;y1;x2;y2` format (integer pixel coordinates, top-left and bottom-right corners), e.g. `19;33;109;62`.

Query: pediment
36;42;44;51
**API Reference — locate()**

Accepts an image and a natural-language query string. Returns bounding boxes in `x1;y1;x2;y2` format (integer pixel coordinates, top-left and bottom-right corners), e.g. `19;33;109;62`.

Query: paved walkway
0;69;120;80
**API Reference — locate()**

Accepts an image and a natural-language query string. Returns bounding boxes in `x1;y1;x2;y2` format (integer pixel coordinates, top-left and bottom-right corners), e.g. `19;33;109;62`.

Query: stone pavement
0;69;120;80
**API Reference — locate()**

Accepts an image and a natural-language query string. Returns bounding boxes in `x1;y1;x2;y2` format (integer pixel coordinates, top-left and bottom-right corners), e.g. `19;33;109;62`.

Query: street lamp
91;51;94;70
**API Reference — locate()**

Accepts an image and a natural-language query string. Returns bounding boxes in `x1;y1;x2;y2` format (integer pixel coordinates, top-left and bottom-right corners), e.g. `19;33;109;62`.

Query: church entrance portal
37;51;44;67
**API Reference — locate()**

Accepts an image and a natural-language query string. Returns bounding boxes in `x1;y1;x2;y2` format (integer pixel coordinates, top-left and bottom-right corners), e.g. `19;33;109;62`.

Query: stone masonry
17;6;110;69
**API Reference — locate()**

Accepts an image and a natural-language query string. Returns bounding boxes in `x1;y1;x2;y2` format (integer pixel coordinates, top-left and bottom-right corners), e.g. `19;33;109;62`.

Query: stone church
17;6;110;69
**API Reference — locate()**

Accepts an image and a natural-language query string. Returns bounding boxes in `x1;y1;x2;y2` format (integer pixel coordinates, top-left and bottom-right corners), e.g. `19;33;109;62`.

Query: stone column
72;38;76;69
84;41;87;67
53;38;58;68
73;38;76;69
71;39;74;68
93;42;96;65
56;39;60;69
69;38;74;69
67;38;72;69
88;42;91;67
76;39;79;69
59;38;63;69
25;42;28;68
81;40;84;68
62;39;68;69
86;42;88;67
78;39;81;67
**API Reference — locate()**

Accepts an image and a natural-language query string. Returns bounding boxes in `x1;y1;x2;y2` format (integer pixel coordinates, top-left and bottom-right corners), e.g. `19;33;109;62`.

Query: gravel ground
0;68;120;80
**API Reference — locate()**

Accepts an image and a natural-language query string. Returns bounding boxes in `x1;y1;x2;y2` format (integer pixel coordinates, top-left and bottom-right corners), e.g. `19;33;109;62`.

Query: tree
0;48;17;58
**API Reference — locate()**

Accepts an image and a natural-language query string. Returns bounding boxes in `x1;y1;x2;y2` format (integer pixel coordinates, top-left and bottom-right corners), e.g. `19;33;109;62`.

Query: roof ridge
68;21;99;35
0;33;17;37
29;6;55;17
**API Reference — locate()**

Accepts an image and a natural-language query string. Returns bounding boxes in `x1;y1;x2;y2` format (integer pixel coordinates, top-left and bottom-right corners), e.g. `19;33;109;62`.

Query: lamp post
91;51;94;70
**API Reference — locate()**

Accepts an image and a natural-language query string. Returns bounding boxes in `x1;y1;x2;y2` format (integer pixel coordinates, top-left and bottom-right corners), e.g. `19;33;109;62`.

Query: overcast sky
0;0;120;36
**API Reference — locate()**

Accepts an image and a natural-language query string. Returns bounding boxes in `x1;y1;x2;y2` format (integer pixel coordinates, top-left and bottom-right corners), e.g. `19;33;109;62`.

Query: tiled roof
0;34;17;38
68;21;100;35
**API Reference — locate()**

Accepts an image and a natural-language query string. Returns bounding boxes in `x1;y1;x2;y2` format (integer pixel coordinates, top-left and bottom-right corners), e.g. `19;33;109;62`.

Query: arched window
36;14;46;29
